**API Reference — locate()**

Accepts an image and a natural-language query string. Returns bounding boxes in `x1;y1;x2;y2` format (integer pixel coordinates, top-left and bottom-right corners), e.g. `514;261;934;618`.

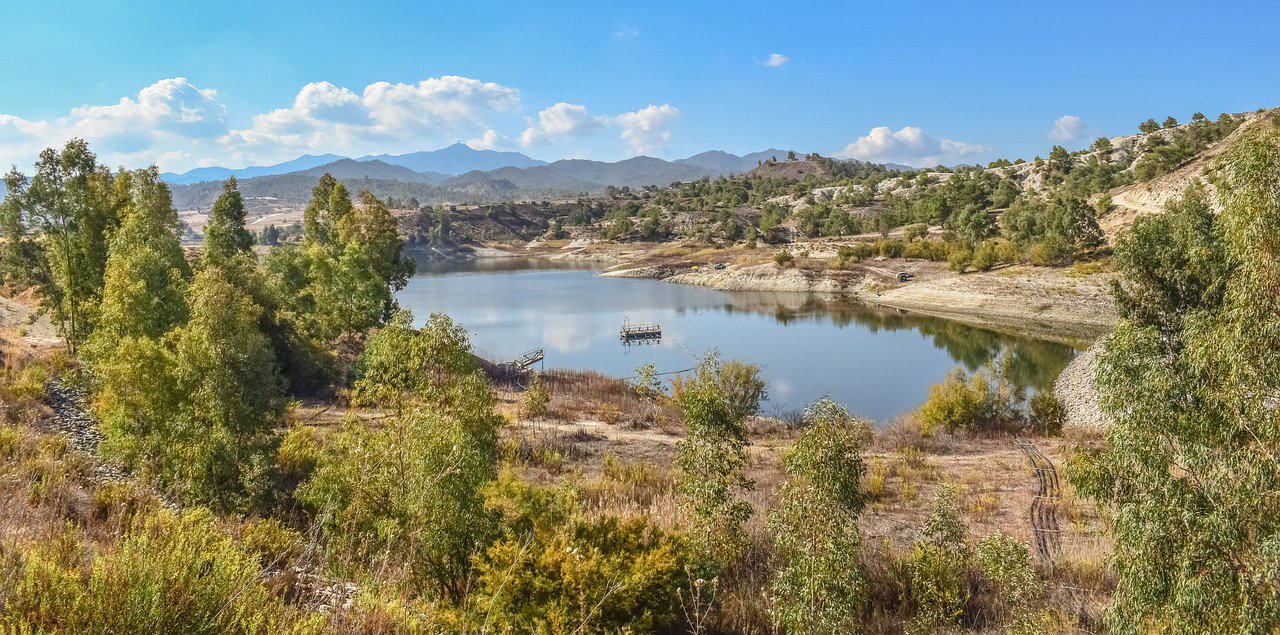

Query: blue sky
1;0;1277;172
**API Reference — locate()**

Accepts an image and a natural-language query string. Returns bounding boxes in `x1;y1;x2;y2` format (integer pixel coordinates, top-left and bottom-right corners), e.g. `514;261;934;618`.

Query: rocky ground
1054;343;1113;432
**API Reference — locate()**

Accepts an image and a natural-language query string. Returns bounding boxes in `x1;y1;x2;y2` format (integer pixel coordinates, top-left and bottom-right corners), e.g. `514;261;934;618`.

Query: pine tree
203;177;253;263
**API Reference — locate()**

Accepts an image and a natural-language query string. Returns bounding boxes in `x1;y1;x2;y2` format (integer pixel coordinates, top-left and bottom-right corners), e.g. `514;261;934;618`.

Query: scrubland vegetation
0;117;1277;633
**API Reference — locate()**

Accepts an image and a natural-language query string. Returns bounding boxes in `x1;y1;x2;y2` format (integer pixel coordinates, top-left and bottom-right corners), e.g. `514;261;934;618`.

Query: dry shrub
540;369;677;428
875;413;955;454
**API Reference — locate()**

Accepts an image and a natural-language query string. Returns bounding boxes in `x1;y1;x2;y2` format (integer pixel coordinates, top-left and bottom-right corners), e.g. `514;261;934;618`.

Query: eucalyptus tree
1069;128;1280;632
0;140;123;352
768;399;871;634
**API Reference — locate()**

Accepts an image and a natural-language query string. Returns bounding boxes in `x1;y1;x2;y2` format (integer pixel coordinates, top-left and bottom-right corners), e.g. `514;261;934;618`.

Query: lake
398;258;1079;421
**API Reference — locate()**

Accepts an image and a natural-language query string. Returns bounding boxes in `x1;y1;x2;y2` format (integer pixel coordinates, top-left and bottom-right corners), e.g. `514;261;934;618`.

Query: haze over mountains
162;144;840;210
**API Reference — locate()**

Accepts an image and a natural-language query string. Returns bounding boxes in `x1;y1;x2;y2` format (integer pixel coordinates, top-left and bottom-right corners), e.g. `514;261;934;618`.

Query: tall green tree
202;176;253;263
1;140;123;352
168;266;283;509
91;168;191;348
768;399;871;634
1069;128;1280;632
302;173;352;247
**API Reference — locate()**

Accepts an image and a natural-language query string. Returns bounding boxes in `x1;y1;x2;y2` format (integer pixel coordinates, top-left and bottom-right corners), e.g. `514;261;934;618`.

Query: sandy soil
0;291;58;348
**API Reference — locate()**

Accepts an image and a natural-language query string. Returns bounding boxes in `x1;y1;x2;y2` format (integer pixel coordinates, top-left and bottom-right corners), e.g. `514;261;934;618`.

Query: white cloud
221;76;521;161
466;128;506;150
837;125;988;167
0;78;225;170
519;102;606;146
765;53;790;67
613;104;679;155
613;24;640;39
0;75;680;171
1048;115;1086;142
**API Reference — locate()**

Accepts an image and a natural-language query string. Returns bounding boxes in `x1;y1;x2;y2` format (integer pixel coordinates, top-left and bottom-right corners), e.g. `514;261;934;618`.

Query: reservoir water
398;259;1079;421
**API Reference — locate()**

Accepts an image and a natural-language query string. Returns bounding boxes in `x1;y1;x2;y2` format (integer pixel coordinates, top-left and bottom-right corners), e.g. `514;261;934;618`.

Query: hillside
359;143;547;174
160;153;345;185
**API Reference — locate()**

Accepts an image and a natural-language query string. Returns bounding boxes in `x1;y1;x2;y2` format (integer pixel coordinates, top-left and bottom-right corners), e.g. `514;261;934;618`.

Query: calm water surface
398;258;1079;421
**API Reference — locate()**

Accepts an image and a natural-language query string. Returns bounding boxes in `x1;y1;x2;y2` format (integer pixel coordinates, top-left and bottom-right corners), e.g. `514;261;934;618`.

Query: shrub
520;373;550;419
774;251;794;267
975;532;1044;634
474;475;690;633
671;355;760;566
768;399;871;633
948;248;972;273
1029;391;1065;436
1;509;320;634
918;370;992;434
971;241;998;271
909;486;970;631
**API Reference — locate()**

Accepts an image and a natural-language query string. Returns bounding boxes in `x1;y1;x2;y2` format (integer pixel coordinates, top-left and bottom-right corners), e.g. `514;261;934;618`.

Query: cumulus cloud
837;125;988;167
613;104;679;155
613;24;640;39
466;128;506;150
1048;115;1086;142
0;74;680;171
221;75;520;159
765;53;790;67
0;77;225;170
518;102;606;146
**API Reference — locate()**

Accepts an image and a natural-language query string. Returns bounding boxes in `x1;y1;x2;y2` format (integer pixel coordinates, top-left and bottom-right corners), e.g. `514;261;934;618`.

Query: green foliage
909;486;970;632
672;355;761;566
1001;193;1102;264
1109;182;1227;336
774;250;794;267
96;266;282;511
974;532;1044;634
268;178;412;343
350;310;477;411
520;373;550;419
918;355;1029;435
1070;128;1280;632
301;317;499;602
918;369;992;434
768;399;871;633
632;362;664;399
1029;391;1065;436
89;169;191;347
1;509;319;634
474;475;690;633
1132;113;1241;182
203;176;254;264
0;140;125;353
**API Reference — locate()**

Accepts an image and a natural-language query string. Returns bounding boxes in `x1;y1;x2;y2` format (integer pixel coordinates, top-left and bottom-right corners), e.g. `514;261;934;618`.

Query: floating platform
620;323;662;341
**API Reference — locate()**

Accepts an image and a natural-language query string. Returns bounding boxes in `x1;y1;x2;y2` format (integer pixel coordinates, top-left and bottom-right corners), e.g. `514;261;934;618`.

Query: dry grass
537;369;680;430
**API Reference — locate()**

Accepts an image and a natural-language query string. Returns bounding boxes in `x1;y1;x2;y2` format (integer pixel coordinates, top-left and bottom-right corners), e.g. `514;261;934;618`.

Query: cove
398;258;1079;421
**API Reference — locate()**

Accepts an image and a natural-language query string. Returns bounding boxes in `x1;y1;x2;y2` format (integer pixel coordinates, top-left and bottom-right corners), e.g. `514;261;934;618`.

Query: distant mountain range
161;144;914;210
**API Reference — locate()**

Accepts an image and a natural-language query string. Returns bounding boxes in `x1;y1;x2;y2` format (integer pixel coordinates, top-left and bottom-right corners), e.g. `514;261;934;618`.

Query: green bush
909;486;970;631
1;509;320;634
774;250;795;267
1029;391;1065;436
918;370;993;434
474;475;690;633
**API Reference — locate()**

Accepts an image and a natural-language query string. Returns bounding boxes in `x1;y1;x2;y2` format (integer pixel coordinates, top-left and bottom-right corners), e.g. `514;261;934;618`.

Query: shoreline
409;240;1116;347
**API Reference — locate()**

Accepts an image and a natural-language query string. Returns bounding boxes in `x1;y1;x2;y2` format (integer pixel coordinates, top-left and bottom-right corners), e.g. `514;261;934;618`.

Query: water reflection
397;259;1080;421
